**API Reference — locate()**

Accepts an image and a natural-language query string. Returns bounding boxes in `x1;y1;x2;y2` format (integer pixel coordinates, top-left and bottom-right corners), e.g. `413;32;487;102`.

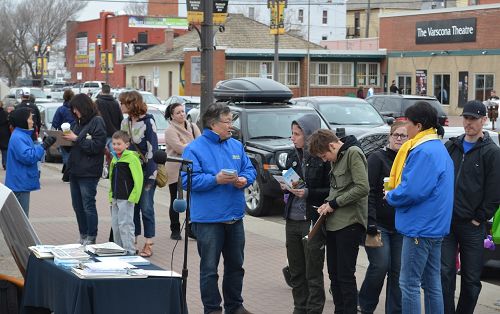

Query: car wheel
244;177;271;216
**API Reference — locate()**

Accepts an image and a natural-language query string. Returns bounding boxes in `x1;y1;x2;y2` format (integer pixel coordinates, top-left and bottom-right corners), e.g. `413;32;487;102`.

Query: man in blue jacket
386;101;454;314
182;103;256;314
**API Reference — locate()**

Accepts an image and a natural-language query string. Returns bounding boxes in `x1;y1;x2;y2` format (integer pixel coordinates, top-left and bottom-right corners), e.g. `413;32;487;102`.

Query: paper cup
61;123;71;134
383;177;392;191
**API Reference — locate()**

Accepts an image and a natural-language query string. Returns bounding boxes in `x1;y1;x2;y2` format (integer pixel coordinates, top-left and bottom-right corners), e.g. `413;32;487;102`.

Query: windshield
246;111;328;139
317;101;384;125
142;94;161;105
30;89;48;99
149;110;168;130
402;98;446;115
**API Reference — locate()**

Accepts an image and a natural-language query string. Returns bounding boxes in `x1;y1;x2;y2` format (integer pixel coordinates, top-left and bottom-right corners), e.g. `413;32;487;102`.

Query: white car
9;87;53;103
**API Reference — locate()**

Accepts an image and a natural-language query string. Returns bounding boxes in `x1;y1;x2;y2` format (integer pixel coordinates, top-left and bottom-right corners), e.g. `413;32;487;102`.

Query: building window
322;10;328;24
433;74;450;105
475;74;494;101
322;35;328;40
354;12;360;37
191;56;201;84
397;75;412;95
310;62;353;86
357;63;379;86
298;9;304;23
225;60;299;86
248;7;255;20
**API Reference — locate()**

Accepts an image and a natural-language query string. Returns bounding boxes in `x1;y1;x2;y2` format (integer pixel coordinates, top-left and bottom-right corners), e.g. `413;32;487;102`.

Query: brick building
66;12;187;88
120;14;386;100
380;3;500;115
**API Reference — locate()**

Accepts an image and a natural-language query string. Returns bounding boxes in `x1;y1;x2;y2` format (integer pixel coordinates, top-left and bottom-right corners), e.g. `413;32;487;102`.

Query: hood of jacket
97;94;116;102
337;135;362;157
292;114;321;158
9;107;31;130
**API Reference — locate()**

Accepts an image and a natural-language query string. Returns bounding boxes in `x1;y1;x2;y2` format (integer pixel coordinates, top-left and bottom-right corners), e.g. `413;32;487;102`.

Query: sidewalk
1;163;500;313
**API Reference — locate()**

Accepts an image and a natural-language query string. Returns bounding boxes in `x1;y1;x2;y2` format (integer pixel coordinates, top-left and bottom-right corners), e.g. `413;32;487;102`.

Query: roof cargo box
213;77;293;102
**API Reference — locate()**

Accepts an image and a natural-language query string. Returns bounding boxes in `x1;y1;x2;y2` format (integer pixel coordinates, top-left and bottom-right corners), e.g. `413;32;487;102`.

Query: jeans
59;146;70;165
69;177;99;238
326;223;364;314
400;236;444;314
286;219;325;314
441;220;485;314
168;182;181;233
359;227;403;314
14;191;30;217
191;220;245;314
134;183;156;238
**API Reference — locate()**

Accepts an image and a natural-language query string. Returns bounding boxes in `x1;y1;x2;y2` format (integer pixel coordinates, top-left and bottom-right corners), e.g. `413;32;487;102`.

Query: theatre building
379;3;500;115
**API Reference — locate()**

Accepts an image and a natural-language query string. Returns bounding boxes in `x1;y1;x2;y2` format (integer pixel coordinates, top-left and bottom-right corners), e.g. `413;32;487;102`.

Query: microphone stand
180;162;193;314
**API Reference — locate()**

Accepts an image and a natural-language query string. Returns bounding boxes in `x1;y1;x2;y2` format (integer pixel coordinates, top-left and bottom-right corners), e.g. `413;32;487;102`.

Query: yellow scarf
388;128;439;189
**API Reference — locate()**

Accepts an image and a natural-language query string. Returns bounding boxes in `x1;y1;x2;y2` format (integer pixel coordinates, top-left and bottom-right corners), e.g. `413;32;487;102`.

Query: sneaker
170;231;182;240
282;266;292;288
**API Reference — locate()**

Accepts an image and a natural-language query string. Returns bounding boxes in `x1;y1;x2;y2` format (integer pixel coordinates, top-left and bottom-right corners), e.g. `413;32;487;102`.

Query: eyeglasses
391;133;408;140
218;120;233;125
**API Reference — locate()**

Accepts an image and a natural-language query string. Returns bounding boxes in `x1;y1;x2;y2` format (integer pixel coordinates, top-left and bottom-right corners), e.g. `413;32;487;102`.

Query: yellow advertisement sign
100;53;114;74
186;0;228;25
75;55;89;68
36;57;48;75
268;0;287;35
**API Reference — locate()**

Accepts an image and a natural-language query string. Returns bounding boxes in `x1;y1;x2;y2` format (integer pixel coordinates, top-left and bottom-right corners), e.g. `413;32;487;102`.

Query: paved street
1;151;500;313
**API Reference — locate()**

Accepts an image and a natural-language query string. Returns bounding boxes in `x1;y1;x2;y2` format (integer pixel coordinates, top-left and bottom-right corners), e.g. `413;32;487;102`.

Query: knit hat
9;107;32;129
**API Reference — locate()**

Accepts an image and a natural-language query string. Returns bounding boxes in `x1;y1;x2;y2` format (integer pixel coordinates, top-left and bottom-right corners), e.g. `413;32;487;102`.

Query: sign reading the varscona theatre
416;18;476;44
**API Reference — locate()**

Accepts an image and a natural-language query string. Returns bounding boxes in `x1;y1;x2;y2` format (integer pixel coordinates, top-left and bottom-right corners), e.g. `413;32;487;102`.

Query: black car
366;94;449;126
213;77;331;216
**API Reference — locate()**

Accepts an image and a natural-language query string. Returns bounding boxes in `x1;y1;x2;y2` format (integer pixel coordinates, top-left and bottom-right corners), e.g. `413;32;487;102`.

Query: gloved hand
366;225;379;236
42;136;57;150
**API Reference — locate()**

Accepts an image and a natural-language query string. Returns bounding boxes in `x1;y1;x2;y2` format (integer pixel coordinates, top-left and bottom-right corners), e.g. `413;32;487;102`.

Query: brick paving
1;161;499;313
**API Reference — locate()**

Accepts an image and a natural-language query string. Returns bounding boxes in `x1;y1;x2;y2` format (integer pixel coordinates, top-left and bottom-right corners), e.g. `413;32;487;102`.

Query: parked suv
212;78;330;216
366;94;449;126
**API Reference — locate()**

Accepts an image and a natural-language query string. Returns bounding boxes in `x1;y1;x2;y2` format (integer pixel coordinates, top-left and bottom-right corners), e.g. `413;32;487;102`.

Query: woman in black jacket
282;114;330;314
358;121;408;314
62;94;107;245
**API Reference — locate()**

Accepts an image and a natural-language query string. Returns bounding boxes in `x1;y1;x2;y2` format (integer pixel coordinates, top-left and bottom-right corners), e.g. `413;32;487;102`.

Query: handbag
365;231;383;248
492;206;500;244
128;121;168;188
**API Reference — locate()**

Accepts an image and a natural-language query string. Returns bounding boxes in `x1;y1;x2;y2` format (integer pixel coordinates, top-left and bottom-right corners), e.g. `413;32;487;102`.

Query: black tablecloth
21;254;186;314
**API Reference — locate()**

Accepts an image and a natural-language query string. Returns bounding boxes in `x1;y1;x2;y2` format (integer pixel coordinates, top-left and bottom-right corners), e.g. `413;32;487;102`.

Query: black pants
441;220;485;314
326;223;364;314
168;182;181;233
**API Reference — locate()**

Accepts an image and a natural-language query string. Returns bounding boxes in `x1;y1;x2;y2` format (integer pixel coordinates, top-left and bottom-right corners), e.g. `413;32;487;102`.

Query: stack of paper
96;255;151;266
51;244;90;261
28;245;55;259
71;261;147;279
85;242;127;256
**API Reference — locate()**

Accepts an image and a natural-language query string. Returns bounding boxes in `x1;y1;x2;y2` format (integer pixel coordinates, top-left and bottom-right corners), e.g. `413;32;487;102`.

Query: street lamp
96;34;116;84
34;43;51;90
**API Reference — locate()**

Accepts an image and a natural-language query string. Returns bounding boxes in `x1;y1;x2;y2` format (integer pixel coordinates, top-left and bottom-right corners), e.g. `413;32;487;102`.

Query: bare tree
0;0;86;83
124;2;148;16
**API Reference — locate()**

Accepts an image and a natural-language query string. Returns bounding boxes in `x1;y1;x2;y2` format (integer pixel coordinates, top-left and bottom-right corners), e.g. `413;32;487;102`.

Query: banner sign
186;0;228;24
128;16;188;29
268;0;287;35
458;71;469;108
416;18;476;44
76;36;88;56
36;57;48;76
416;70;427;96
89;43;96;67
100;53;114;74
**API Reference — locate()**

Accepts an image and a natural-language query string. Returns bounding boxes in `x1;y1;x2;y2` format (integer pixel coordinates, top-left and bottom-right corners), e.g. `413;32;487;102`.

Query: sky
76;0;132;21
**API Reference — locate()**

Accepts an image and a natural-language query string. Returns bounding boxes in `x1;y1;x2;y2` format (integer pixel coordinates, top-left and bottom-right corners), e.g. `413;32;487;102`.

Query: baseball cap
21;88;31;97
461;100;486;118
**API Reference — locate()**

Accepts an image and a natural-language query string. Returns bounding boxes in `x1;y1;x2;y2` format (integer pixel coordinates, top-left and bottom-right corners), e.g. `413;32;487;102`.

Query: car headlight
277;152;288;169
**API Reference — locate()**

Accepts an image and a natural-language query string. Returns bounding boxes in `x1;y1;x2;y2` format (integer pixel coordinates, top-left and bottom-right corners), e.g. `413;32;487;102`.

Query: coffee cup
383;177;392;191
61;123;71;134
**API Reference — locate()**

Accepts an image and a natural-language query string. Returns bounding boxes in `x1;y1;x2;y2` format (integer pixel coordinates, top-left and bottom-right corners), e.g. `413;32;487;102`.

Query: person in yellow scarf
385;101;454;314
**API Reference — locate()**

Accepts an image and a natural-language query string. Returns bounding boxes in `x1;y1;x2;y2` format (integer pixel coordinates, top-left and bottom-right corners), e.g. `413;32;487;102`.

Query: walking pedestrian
441;100;500;314
283;114;330;314
62;94;107;245
164;102;200;240
358;121;408;314
308;129;369;314
181;103;256;314
119;91;158;257
385;101;454;314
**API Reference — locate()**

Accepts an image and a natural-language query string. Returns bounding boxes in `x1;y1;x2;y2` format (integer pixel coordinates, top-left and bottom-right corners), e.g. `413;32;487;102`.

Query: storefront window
225;60;298;86
475;74;494;101
433;74;450;105
310;62;353;86
357;63;379;86
397;75;411;94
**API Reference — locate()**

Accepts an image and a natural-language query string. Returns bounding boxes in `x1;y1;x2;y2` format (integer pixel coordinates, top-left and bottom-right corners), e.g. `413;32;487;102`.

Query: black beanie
9;107;32;129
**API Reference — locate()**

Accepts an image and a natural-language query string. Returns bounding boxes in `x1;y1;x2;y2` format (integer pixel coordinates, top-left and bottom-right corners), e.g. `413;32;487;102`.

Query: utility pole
273;0;279;81
200;0;214;121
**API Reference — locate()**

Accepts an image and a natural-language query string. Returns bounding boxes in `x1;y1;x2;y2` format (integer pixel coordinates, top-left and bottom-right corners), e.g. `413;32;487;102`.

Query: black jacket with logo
445;132;500;223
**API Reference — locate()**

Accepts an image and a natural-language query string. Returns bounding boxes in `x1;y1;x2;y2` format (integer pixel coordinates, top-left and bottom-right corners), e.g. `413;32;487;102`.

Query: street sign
268;0;287;35
186;0;228;24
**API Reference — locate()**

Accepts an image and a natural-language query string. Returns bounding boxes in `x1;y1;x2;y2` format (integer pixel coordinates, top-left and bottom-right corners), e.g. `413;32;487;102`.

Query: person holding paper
282;114;330;314
308;129;369;314
358;121;408;314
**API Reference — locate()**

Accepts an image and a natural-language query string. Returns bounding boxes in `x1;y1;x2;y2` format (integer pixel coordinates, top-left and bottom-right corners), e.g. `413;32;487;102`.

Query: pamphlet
273;168;305;190
86;242;127;256
51;244;90;261
28;245;55;259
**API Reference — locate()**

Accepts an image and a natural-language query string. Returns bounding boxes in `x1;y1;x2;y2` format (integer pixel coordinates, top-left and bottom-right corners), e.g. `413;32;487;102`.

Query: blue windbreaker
386;139;454;238
5;128;45;192
181;129;256;223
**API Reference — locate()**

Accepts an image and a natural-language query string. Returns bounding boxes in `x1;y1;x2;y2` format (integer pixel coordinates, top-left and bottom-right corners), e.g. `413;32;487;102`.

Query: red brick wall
148;1;178;16
380;8;500;51
66;14;176;87
183;50;226;96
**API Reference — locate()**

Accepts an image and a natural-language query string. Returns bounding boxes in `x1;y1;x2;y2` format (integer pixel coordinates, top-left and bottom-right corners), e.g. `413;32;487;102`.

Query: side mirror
385;117;395;125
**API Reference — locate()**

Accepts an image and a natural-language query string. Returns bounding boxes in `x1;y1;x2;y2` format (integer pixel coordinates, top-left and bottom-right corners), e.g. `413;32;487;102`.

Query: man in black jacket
441;100;500;314
95;84;123;150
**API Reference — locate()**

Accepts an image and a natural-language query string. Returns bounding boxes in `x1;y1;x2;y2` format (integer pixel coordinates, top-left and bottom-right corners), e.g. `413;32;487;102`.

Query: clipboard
43;130;74;146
